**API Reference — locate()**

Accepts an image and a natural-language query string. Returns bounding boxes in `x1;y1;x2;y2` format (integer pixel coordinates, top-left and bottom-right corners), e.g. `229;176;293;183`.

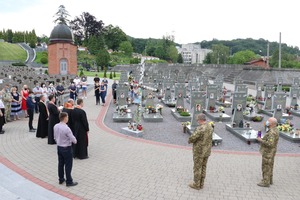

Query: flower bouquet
218;106;225;113
209;121;215;129
156;104;163;115
181;121;190;133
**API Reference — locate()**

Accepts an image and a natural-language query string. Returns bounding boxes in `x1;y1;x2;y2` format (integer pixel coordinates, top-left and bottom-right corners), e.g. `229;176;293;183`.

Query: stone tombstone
277;77;283;92
191;100;203;127
145;90;155;108
188;81;199;92
272;92;286;121
175;83;186;108
234;78;243;91
175;83;186;98
177;75;185;83
272;92;286;111
190;91;206;112
290;85;299;107
163;79;174;90
157;78;163;91
199;76;208;91
164;85;172;101
206;84;218;110
293;77;300;86
232;92;247;111
264;85;275;110
214;79;223;94
117;86;128;107
236;84;248;94
232;103;244;127
256;81;264;99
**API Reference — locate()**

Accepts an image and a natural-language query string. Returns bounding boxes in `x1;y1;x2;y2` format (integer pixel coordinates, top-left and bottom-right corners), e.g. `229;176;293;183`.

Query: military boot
188;182;201;190
257;181;270;187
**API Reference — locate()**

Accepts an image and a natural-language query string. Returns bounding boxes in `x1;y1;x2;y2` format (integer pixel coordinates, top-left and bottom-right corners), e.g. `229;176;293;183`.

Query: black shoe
0;131;4;134
29;129;36;132
66;182;78;187
32;128;37;130
59;180;65;184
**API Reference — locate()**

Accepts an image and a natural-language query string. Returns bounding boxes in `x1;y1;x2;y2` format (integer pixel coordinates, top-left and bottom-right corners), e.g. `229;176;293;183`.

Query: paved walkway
0;80;299;200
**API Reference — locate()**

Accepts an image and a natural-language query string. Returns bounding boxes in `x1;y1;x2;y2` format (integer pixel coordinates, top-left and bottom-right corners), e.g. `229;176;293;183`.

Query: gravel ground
104;95;300;153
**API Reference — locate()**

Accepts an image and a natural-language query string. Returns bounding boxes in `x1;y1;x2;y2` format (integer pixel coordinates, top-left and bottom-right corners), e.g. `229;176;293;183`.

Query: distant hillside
0;42;27;61
198;38;300;56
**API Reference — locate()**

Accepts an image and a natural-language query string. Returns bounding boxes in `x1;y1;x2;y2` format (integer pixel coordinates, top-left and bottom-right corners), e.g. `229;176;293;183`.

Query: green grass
34;51;48;66
79;70;120;80
0;42;27;61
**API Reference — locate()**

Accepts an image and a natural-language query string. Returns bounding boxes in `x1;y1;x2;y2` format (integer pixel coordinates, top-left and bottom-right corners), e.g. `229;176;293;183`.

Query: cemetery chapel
48;23;77;75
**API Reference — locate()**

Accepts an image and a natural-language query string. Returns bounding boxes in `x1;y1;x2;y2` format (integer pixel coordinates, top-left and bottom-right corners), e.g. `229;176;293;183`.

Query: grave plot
143;90;163;122
113;85;133;122
204;84;231;122
171;83;191;122
226;92;258;144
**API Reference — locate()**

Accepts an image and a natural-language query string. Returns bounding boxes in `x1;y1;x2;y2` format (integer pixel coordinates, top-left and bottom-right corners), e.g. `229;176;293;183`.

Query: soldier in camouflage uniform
188;113;213;190
2;84;12;122
256;117;279;187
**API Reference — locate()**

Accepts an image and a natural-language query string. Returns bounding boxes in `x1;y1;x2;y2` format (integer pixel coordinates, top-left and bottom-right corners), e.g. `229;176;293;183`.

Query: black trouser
27;109;34;130
34;96;40;113
57;146;73;184
95;93;100;105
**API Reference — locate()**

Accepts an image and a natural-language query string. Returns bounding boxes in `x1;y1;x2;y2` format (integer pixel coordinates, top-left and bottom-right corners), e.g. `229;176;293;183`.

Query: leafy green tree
119;41;133;56
206;44;230;64
88;35;105;55
7;29;13;43
154;45;165;59
228;50;258;64
113;71;116;77
103;25;127;50
53;5;70;25
96;48;110;71
167;45;178;63
177;53;183;63
109;71;113;79
70;12;104;45
269;49;300;68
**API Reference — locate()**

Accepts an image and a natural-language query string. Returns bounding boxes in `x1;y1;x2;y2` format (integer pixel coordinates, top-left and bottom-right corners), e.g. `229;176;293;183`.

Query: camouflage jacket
2;90;12;104
188;122;213;157
259;127;279;157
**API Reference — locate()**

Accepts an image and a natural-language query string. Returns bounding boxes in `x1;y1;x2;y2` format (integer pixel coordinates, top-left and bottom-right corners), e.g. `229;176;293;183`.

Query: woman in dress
21;85;29;118
10;86;22;120
47;94;60;144
36;95;48;138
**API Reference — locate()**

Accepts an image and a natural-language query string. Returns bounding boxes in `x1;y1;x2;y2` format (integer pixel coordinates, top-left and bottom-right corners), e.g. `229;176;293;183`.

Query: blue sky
0;0;299;48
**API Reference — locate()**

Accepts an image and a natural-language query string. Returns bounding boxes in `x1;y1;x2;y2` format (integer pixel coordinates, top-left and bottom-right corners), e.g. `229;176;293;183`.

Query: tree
96;48;110;71
53;5;70;25
177;53;183;63
88;35;105;55
228;50;258;64
269;49;300;68
70;12;104;45
119;41;133;56
205;44;230;64
7;29;13;43
167;45;178;63
109;71;113;79
103;25;127;50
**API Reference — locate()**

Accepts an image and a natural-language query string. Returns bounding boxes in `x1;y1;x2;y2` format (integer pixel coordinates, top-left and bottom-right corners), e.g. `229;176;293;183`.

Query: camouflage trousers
261;155;275;184
4;103;11;121
193;156;209;188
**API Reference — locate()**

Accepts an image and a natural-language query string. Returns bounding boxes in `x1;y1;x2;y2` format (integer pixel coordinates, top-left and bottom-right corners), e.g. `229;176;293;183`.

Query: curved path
0;86;299;200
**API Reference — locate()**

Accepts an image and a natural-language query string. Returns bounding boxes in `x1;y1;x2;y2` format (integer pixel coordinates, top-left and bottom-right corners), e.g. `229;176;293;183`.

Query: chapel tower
48;24;77;75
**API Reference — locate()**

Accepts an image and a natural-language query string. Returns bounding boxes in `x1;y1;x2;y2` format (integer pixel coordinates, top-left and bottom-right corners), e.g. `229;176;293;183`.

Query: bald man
256;117;279;187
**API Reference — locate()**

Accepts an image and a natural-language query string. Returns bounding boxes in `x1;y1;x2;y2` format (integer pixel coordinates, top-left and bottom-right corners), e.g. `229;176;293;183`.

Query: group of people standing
94;75;108;106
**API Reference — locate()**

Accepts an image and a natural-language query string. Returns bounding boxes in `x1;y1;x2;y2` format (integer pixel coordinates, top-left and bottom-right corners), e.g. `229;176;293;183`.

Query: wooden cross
59;44;68;57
